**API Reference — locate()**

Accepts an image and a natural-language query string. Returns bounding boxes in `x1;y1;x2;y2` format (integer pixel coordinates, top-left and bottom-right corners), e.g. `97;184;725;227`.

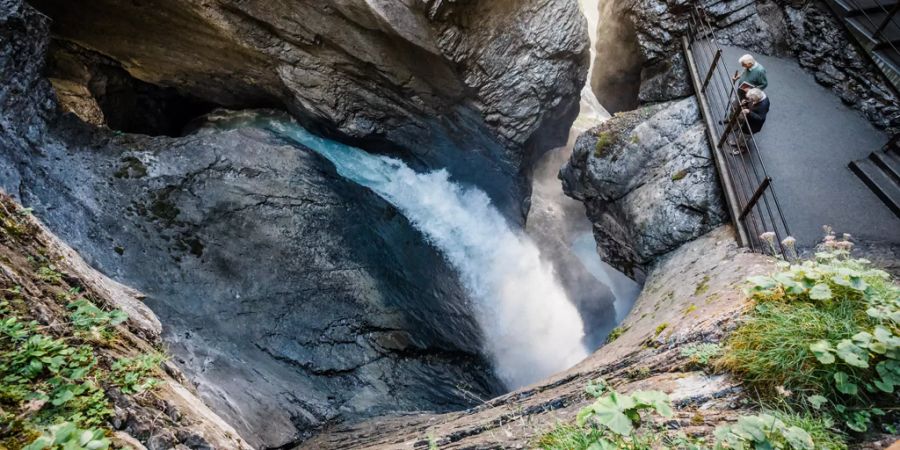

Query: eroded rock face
1;112;504;448
592;0;899;130
560;98;727;281
29;0;590;216
303;226;774;449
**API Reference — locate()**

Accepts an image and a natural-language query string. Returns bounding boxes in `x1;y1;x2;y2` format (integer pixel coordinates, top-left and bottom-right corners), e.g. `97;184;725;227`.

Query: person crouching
742;88;769;134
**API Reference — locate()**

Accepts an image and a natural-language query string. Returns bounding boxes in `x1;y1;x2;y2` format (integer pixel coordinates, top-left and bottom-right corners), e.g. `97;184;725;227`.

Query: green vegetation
23;422;110;450
537;382;845;450
654;322;669;336
594;131;617;158
0;200;166;449
680;343;721;367
110;354;164;395
556;380;673;450
539;231;892;449
671;169;689;181
714;414;814;450
719;232;898;434
694;275;711;296
606;325;629;344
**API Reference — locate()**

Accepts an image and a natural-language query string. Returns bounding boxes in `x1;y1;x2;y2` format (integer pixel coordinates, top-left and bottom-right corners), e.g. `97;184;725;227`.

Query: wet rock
302;227;775;449
0;113;504;448
560;98;727;281
29;0;591;214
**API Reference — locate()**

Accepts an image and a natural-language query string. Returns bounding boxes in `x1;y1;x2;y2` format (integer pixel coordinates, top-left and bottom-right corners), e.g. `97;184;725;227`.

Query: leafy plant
571;381;673;449
36;266;64;285
22;422;109;450
68;299;127;340
714;414;814;450
110;353;164;395
680;343;721;367
594;131;617;158
606;325;628;344
720;234;899;433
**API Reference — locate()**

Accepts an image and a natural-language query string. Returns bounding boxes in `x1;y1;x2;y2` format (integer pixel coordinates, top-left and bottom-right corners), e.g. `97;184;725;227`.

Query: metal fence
681;4;793;257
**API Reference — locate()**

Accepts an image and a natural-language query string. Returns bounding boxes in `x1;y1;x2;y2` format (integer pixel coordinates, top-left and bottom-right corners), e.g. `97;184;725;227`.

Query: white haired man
729;88;770;154
731;54;768;99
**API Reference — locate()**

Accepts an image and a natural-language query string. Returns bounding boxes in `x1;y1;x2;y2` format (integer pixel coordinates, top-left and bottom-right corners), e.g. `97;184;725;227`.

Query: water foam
258;118;589;388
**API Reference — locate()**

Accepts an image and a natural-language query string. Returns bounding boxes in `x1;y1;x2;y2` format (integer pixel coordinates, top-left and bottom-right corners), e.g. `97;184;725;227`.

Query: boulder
560;98;727;281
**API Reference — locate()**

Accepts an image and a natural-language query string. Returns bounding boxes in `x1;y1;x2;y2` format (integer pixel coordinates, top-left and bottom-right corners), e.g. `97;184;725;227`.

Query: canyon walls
1;0;594;447
28;0;592;218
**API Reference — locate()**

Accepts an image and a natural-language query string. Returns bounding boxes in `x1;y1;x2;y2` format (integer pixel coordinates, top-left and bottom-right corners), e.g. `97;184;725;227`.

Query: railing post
717;109;740;149
702;49;722;93
739;177;772;220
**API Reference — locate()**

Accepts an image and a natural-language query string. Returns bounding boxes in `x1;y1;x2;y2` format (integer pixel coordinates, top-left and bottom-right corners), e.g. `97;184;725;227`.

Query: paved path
718;45;900;247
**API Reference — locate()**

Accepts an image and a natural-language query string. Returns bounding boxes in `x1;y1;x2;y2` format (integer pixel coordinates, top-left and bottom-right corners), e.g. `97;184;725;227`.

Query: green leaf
782;426;814;450
834;371;859;395
590;393;636;436
809;283;832;300
748;275;777;290
873;379;894;393
835;340;868;368
809;340;835;364
806;395;828;410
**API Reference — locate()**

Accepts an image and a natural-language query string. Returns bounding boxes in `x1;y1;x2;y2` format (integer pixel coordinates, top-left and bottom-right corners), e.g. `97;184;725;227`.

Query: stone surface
591;0;899;131
560;98;727;281
0;113;504;449
0;193;251;450
29;0;591;216
303;226;775;449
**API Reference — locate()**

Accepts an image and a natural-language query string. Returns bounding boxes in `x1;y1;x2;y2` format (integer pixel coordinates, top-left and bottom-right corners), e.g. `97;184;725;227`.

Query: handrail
682;4;793;257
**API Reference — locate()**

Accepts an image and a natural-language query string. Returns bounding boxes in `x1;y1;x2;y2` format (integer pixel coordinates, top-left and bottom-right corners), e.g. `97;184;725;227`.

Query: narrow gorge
1;0;898;449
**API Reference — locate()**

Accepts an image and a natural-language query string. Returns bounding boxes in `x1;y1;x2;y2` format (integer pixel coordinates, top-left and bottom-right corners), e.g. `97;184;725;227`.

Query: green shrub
714;413;814;450
719;234;899;433
22;422;109;450
539;380;674;450
110;353;164;395
536;424;603;450
68;299;127;341
606;325;628;344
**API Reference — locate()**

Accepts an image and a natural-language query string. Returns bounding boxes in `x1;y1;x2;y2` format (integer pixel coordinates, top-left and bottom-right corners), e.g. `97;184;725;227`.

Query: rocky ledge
560;98;727;281
303;226;773;449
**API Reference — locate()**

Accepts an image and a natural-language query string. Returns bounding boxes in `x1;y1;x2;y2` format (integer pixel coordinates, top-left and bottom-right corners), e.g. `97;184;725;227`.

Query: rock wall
560;98;728;281
0;192;252;450
593;0;899;131
303;226;774;449
0;0;605;446
28;0;590;216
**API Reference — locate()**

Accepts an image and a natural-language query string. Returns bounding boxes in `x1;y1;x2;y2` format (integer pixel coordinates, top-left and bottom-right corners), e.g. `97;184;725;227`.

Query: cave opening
45;40;219;137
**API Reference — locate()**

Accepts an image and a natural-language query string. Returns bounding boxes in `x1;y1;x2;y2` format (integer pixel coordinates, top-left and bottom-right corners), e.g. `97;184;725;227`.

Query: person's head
739;54;756;69
746;88;765;103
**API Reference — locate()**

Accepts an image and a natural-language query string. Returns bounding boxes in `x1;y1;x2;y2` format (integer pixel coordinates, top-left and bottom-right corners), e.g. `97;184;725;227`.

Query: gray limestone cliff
28;0;591;217
560;98;728;281
0;0;594;447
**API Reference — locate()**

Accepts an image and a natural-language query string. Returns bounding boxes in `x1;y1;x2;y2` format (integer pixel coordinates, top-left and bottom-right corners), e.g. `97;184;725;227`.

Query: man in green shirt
732;54;768;96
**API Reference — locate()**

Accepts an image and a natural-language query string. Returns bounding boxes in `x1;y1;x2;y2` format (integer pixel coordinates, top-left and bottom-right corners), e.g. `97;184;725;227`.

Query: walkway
717;46;900;247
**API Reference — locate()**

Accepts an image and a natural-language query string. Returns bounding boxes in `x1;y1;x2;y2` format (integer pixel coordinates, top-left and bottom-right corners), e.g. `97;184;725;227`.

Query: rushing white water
251;117;590;388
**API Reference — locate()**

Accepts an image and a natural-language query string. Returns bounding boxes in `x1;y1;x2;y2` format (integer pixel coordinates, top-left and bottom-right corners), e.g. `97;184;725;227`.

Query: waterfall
225;115;590;389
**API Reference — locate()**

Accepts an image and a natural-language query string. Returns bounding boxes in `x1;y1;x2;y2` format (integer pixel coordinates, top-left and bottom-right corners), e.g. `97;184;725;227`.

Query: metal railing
681;4;792;257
